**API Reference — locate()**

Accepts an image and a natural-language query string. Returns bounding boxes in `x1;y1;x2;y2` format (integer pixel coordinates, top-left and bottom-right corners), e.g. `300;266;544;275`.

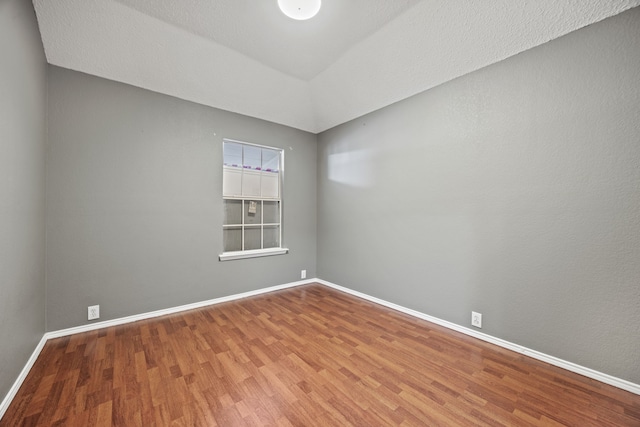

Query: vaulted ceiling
33;0;639;133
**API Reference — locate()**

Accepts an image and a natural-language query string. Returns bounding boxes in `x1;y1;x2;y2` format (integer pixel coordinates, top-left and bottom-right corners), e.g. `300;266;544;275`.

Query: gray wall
317;8;640;383
46;66;317;330
0;0;47;401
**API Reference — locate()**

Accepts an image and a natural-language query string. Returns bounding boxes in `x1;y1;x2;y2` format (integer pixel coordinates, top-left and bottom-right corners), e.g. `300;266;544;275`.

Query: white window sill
219;248;289;261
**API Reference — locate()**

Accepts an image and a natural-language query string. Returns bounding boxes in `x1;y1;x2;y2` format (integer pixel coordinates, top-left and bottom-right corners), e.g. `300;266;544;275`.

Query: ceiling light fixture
277;0;321;20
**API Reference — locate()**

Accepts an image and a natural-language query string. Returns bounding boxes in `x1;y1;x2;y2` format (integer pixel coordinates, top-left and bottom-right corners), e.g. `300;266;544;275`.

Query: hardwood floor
2;284;639;426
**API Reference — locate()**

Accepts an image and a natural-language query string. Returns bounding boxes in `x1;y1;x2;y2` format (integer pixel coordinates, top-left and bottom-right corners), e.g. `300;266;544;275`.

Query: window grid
222;139;282;254
222;200;281;251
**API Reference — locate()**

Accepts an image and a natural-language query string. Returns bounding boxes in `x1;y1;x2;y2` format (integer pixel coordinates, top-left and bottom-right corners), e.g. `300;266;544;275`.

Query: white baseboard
2;276;637;422
47;279;312;339
0;335;48;420
316;279;640;396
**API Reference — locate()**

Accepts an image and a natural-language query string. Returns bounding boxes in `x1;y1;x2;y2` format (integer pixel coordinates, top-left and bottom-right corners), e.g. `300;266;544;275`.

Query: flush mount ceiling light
278;0;321;20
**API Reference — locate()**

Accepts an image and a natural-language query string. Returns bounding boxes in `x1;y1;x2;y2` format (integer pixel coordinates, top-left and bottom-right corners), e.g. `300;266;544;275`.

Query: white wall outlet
301;269;307;279
471;311;482;328
88;305;100;321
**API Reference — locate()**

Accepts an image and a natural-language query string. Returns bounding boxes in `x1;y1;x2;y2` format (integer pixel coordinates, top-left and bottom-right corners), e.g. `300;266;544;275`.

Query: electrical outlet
88;305;100;321
471;311;482;328
301;269;307;279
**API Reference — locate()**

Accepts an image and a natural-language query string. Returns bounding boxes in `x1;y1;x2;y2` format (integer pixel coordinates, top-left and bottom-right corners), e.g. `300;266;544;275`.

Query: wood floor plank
2;283;639;426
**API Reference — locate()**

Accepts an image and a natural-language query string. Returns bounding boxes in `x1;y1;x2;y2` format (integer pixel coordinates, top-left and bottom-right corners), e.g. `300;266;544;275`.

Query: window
219;139;288;261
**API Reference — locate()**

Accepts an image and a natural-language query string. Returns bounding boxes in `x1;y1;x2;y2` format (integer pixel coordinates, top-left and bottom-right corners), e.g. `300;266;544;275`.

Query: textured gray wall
0;0;47;402
46;67;317;331
317;8;640;383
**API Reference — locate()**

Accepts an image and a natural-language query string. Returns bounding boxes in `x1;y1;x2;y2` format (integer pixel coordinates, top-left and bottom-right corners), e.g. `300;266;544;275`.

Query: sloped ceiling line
33;0;640;134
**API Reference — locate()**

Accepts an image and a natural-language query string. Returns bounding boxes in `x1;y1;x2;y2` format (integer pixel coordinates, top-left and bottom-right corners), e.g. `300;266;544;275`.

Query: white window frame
219;139;288;261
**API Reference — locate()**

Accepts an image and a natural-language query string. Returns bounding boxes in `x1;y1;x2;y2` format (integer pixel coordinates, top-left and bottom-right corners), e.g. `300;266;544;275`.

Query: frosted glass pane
223;227;242;252
243;200;262;225
244;227;261;250
223;167;242;197
263;201;279;224
261;173;279;198
223;200;242;225
262;149;280;172
242;171;261;197
244;145;261;169
263;225;280;249
223;142;243;167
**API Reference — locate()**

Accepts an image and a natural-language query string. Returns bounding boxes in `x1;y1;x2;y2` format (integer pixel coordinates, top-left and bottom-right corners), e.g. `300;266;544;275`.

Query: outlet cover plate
301;270;307;279
471;311;482;328
88;305;100;320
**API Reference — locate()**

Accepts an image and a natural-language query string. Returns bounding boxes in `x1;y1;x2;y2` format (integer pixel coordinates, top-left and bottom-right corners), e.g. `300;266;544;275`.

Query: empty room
1;0;639;425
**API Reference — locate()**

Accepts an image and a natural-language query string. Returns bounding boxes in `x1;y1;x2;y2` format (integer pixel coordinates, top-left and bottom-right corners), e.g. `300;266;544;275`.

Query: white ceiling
33;0;639;134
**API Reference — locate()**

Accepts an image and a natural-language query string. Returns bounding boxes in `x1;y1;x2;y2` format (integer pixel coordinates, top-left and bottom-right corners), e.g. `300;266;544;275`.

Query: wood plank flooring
2;284;639;426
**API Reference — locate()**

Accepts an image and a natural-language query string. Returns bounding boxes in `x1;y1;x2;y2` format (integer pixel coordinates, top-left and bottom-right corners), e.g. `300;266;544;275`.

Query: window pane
223;227;242;252
223;142;243;168
244;145;261;170
263;225;280;249
244;226;261;250
241;170;261;197
261;172;279;198
262;148;280;172
222;167;242;197
223;200;242;225
243;200;262;224
263;201;279;224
